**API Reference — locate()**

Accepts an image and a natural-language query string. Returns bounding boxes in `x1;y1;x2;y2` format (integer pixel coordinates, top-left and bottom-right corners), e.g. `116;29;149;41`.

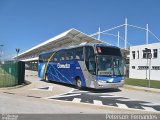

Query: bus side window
59;50;65;61
44;54;48;62
66;49;72;60
66;50;70;60
71;49;75;60
39;55;43;63
52;52;59;62
75;47;84;61
45;52;51;62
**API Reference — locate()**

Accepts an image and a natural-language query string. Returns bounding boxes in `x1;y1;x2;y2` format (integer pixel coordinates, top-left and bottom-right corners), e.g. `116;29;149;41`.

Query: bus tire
76;77;82;89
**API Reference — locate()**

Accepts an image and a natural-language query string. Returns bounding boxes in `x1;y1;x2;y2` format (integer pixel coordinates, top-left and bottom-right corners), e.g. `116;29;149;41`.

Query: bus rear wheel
76;78;82;89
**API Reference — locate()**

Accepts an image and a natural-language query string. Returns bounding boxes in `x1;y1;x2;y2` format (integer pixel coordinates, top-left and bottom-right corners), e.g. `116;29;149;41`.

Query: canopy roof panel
16;28;111;60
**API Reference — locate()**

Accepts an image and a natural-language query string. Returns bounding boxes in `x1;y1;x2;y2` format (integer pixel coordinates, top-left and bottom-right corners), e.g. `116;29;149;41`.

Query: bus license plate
112;84;116;87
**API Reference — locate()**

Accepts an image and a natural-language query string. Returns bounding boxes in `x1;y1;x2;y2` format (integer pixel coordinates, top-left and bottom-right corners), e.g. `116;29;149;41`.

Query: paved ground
45;89;160;112
0;70;160;114
0;70;72;98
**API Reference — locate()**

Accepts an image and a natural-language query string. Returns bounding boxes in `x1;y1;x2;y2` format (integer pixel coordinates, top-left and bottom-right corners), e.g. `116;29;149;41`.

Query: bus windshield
97;55;124;76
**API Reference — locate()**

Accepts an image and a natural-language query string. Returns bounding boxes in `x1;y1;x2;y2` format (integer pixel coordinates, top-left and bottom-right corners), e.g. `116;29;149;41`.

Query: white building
129;42;160;81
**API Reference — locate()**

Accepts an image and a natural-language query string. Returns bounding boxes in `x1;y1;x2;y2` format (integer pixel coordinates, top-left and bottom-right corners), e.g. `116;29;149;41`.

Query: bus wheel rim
77;79;81;87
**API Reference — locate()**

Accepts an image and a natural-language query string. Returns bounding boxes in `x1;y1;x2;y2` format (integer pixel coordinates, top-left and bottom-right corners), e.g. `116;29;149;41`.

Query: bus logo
57;63;70;69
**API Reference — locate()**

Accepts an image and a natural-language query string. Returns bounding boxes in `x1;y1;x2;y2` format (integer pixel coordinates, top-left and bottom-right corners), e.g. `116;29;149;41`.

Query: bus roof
39;43;119;55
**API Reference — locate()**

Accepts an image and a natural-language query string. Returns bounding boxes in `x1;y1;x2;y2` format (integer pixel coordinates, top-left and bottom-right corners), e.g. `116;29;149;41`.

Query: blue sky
0;0;160;59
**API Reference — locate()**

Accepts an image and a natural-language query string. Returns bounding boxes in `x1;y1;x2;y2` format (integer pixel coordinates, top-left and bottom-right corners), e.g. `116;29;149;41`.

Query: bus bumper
95;80;124;89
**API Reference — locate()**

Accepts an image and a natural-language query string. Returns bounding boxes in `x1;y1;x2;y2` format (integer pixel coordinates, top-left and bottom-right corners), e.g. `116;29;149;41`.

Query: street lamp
16;48;20;61
148;52;152;88
0;45;4;56
0;45;4;63
144;48;152;88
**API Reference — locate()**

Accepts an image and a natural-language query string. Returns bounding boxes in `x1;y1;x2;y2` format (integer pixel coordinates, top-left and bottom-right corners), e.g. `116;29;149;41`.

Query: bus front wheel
76;77;82;89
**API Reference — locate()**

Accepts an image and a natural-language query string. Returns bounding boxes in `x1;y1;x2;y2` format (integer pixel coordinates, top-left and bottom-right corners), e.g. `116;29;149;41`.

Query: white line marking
87;93;109;95
93;100;103;105
69;90;88;93
30;86;53;91
142;106;158;112
45;93;81;99
72;98;81;103
100;93;113;95
141;103;160;106
43;88;75;99
67;89;76;93
116;103;129;109
116;98;133;101
57;94;81;98
48;86;53;91
100;95;122;98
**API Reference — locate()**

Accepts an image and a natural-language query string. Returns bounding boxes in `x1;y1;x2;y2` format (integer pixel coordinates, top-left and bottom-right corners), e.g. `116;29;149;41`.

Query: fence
0;61;25;87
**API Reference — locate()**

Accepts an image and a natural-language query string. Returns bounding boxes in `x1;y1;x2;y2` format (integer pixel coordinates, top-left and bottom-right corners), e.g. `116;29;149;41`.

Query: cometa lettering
57;63;70;68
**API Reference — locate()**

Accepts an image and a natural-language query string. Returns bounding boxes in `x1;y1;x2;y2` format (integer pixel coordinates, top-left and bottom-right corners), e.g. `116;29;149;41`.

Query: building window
132;51;135;59
125;58;129;64
143;49;151;59
132;66;135;69
153;49;158;58
138;66;149;70
152;66;160;70
137;51;139;59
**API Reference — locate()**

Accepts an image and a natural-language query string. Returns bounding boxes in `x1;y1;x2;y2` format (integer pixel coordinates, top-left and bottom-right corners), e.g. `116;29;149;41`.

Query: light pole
124;18;128;50
16;48;20;61
0;45;4;63
148;52;152;88
144;48;152;88
0;45;4;57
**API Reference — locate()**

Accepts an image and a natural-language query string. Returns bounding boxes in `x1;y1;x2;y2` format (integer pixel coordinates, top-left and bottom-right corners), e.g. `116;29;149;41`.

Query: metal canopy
16;28;108;60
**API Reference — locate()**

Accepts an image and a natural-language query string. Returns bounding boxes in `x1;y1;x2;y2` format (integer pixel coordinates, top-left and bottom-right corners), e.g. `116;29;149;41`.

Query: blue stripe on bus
38;63;46;78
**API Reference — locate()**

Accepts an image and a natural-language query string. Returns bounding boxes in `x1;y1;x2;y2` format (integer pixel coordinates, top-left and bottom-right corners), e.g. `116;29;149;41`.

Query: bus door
83;46;97;88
